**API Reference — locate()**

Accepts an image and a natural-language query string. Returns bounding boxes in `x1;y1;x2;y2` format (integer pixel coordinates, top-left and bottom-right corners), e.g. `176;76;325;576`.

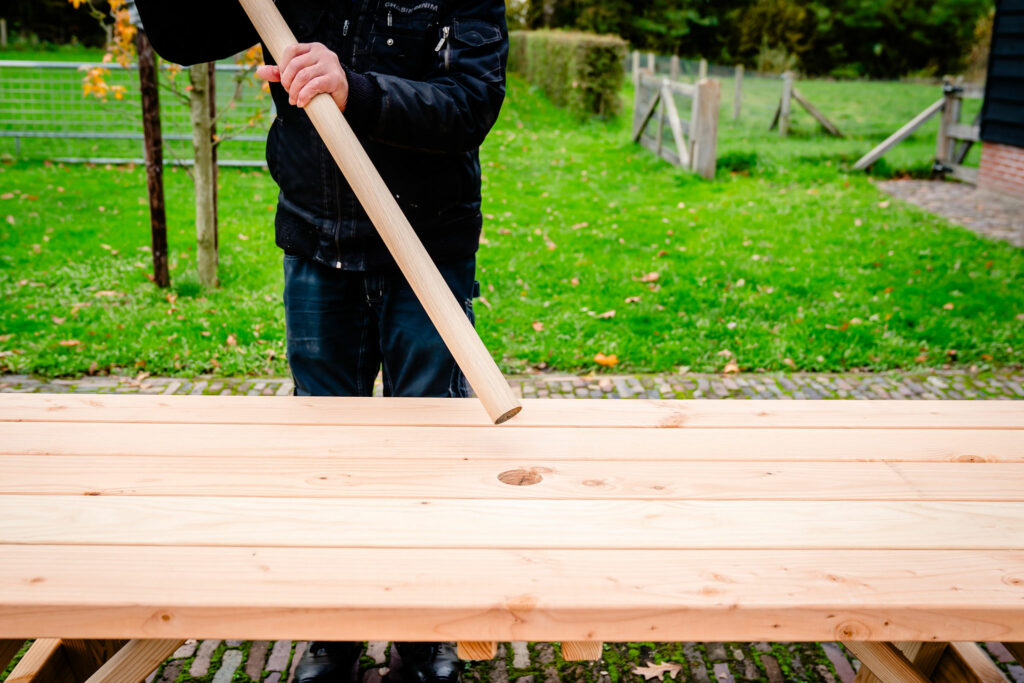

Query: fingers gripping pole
237;0;521;424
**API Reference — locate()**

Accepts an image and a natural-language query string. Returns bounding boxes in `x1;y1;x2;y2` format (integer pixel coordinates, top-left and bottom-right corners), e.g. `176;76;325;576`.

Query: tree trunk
189;63;218;288
208;60;218;251
136;30;169;288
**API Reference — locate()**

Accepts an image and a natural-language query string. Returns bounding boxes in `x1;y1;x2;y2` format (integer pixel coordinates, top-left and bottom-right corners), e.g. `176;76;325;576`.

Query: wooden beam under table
939;642;1010;683
854;642;947;683
456;642;496;660
561;642;604;661
842;642;931;683
6;639;76;683
1004;643;1024;666
84;640;184;683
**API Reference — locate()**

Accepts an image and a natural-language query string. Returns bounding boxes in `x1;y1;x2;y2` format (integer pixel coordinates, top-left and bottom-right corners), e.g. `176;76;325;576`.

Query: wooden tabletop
1;394;1023;643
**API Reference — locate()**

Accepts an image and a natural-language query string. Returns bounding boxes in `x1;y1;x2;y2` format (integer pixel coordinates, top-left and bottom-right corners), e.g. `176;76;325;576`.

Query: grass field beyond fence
0;74;1021;377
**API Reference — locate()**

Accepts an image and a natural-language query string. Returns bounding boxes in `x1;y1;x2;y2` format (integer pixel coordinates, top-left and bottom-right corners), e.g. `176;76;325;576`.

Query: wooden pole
732;64;743;121
936;81;959;170
0;19;7;49
561;642;603;661
632;51;640;89
189;63;218;288
698;58;708;80
646;52;655;73
457;642;496;660
135;30;170;288
692;78;720;180
235;0;521;425
670;55;680;80
779;71;794;137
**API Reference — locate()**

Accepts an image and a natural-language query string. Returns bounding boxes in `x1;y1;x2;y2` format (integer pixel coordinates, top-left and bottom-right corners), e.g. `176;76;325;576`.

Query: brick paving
2;369;1023;682
878;178;1024;248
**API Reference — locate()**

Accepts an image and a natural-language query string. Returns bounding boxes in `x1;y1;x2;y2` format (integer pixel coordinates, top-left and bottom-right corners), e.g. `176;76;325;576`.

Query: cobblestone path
2;369;1023;683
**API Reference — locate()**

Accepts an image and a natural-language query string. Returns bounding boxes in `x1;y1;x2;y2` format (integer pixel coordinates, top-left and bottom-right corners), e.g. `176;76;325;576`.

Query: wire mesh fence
0;60;272;166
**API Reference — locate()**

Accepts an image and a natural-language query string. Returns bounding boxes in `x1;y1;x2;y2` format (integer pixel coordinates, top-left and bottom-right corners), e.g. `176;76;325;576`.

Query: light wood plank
457;642;496;660
0;639;25;672
2;457;1021;501
947;124;980;142
561;642;603;660
843;642;930;683
5;639;74;683
2;496;1022;550
947;642;1008;683
85;640;184;683
4;395;1022;429
2;546;1022;642
4;423;1022;463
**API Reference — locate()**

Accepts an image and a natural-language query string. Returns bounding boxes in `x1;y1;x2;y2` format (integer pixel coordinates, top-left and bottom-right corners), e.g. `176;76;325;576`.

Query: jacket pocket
367;1;439;77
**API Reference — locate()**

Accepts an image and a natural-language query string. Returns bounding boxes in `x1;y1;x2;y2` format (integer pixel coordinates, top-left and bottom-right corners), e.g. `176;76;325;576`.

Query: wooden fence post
670;55;680;80
698;58;708;80
692;78;720;180
935;80;960;169
632;51;640;89
0;19;7;49
646;52;656;74
733;64;743;120
779;71;794;137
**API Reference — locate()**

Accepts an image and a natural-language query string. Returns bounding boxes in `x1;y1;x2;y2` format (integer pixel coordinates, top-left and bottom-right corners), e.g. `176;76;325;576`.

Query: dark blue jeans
283;254;476;398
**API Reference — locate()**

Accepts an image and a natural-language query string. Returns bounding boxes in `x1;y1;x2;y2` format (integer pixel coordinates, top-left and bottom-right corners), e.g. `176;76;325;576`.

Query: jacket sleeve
134;0;259;66
348;0;508;154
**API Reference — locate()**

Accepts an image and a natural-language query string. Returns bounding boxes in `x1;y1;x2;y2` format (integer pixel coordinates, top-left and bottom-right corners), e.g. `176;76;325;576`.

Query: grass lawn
0;74;1021;377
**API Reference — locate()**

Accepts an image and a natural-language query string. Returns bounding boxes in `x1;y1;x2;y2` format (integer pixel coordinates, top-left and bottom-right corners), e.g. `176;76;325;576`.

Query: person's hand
256;42;349;111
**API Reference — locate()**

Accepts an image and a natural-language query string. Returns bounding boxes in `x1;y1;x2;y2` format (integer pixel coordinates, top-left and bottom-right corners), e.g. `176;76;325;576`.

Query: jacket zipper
434;25;450;52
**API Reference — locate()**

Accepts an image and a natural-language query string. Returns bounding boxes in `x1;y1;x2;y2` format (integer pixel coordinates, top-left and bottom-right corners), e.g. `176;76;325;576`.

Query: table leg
933;643;1009;683
84;639;185;683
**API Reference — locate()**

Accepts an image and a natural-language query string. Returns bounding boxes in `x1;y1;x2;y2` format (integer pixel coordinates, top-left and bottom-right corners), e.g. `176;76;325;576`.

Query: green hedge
508;30;628;119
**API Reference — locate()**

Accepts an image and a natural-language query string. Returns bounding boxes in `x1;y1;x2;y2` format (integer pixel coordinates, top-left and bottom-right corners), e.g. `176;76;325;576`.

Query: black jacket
136;0;508;270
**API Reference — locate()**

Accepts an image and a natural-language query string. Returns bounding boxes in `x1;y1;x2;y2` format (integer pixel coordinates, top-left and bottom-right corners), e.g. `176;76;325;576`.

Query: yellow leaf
593;353;619;367
596;310;616;319
531;321;544;332
943;302;954;310
58;339;81;347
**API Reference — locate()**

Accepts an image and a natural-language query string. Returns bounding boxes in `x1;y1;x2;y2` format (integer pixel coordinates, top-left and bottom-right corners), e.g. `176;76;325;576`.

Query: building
979;0;1024;200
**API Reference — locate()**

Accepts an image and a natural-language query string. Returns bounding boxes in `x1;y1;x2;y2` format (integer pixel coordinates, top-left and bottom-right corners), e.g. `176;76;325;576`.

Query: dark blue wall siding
982;0;1024;147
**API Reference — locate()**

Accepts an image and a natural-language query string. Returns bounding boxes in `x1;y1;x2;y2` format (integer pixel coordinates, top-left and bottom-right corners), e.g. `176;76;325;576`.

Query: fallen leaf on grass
782;357;796;368
633;661;683;681
52;316;66;325
637;272;660;283
531;321;544;332
226;334;238;347
58;340;81;347
723;360;740;374
943;302;955;310
596;310;616;319
570;277;580;287
94;290;122;298
594;353;619;367
625;296;642;304
0;334;13;343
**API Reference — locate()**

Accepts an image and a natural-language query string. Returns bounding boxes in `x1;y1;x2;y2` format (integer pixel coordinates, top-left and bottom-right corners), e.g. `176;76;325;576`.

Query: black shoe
394;642;463;683
293;641;363;683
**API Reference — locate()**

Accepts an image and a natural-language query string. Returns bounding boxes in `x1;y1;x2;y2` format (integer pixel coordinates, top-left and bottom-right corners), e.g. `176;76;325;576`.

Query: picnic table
0;393;1022;682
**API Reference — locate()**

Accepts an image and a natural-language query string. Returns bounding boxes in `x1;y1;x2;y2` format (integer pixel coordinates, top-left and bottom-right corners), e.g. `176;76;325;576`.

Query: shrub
508;30;628;119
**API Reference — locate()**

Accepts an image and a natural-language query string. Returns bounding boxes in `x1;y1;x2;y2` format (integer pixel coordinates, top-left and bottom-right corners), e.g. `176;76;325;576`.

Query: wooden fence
853;81;982;183
632;71;720;179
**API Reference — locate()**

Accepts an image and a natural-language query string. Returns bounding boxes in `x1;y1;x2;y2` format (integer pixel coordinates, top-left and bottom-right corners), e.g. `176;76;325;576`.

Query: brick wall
978;141;1024;199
